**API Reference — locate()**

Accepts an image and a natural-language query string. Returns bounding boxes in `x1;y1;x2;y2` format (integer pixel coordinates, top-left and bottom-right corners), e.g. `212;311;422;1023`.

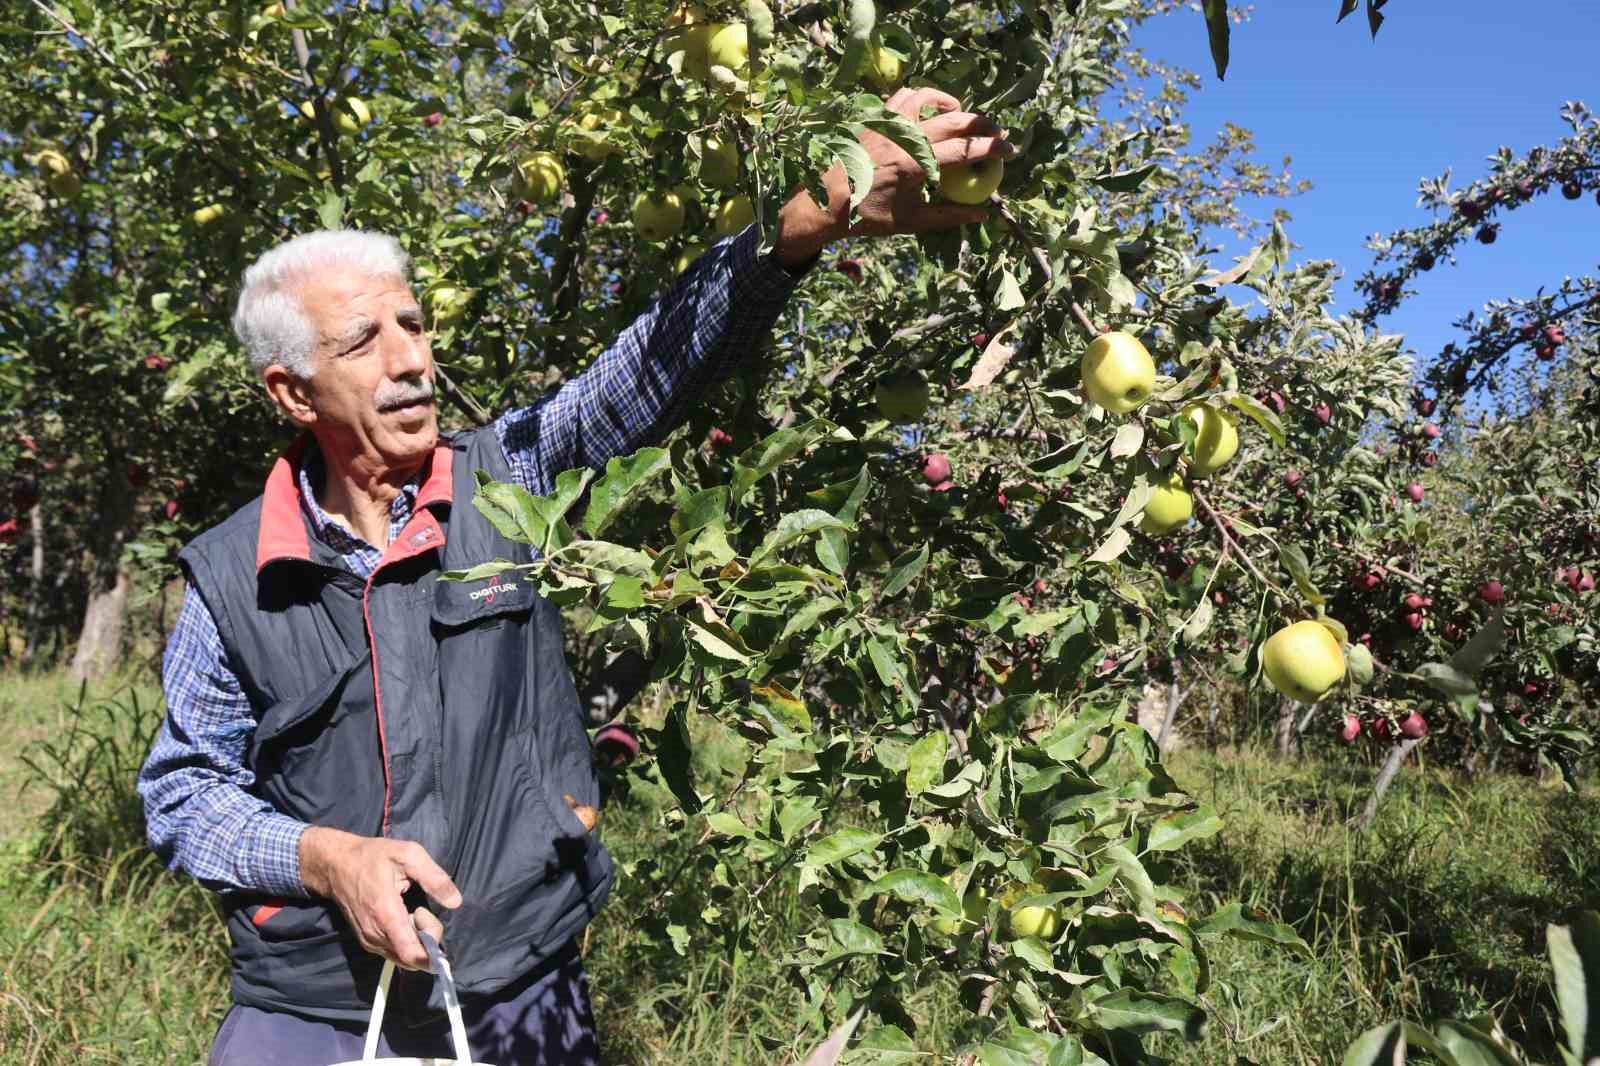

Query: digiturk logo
469;579;519;605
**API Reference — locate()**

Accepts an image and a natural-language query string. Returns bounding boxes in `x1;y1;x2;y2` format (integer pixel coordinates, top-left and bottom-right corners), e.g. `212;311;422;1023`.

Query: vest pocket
248;655;385;832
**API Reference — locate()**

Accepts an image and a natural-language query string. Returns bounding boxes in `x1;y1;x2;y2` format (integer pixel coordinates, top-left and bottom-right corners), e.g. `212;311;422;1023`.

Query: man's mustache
376;378;435;412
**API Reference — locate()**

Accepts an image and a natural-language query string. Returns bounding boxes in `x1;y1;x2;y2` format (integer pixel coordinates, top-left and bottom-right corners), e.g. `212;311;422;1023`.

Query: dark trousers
208;943;600;1066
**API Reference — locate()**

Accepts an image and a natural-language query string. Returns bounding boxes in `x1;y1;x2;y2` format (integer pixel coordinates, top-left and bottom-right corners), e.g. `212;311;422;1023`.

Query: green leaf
564;540;656;578
1194;902;1311;954
995;268;1025;312
1182;597;1214;643
1341;1022;1406;1066
671;486;730;537
1201;0;1230;80
1092;162;1160;192
440;559;521;583
705;812;751;839
1088;526;1132;565
1278;543;1325;607
1449;611;1506;677
858;109;939;185
474;480;547;546
824;919;886;960
731;420;834;502
905;732;947;794
1225;393;1286;448
842;1025;920;1065
658;704;700;815
881;543;930;598
807;827;884;868
1433;1020;1525;1066
1145;806;1222;853
867;869;961;916
317;186;344;230
1109;423;1145;459
750;509;847;567
1548;911;1600;1064
581;448;670;537
684;617;752;659
1087;988;1205;1039
816;527;849;576
822;132;877;211
750;681;814;735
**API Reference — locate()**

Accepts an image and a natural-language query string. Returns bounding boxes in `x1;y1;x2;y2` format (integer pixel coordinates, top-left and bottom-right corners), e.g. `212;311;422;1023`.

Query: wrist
298;825;347;898
774;178;846;268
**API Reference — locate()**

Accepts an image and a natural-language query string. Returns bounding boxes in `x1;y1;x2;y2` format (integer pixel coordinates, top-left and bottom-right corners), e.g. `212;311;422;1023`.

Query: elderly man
138;88;1009;1065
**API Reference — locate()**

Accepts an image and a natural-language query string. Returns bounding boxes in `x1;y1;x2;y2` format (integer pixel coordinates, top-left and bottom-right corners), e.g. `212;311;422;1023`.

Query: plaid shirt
138;226;807;897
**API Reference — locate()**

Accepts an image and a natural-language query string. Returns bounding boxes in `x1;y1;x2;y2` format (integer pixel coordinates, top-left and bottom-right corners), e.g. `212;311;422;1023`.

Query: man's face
276;266;438;473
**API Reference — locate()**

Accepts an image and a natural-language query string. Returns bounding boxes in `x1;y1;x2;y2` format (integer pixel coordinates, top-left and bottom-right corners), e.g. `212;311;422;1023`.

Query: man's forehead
296;266;415;314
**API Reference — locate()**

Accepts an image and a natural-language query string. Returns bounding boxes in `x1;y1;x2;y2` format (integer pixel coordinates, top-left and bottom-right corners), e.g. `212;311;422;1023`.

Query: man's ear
263;363;317;427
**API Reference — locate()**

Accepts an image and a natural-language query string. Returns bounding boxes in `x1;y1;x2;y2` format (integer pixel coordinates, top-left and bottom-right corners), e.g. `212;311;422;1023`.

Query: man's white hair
231;230;411;379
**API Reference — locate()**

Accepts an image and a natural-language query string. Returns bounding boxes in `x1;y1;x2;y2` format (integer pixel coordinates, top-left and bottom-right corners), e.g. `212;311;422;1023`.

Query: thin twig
1193;488;1294;606
994;199;1102;339
434;367;491;426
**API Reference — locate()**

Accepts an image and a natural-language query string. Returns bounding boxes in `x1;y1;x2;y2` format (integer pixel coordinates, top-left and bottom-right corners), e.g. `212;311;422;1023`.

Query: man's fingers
920;111;1003;143
397;841;462;910
932;135;1015;169
908;202;993;233
412;906;445;945
564;794;599;833
382;906;430;971
887;87;961;122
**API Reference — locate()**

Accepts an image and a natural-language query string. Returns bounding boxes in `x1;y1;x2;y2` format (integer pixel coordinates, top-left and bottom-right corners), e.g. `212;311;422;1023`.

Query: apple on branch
938;157;1004;205
632;189;687;242
1261;620;1346;703
1181;402;1239;477
1081;331;1156;414
873;370;930;425
1139;473;1192;535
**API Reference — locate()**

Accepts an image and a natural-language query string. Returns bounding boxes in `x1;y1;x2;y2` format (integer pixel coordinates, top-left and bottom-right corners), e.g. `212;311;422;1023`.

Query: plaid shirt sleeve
137;583;310;897
494;224;807;494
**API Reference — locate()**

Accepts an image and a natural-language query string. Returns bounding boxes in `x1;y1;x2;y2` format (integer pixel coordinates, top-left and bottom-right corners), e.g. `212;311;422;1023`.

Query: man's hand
299;826;462;971
774;87;1016;266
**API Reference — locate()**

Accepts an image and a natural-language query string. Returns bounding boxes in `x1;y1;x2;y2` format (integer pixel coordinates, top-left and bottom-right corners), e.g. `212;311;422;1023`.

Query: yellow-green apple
713;194;755;237
192;203;228;226
35;148;80;198
338;97;372;134
707;22;748;74
260;2;284;16
930;875;988;937
428;286;473;328
572;108;625;161
1001;883;1060;940
1261;620;1346;703
512;151;565;205
938;157;1004;205
873;370;930;424
861;39;903;93
632;189;687;241
1181;402;1239;476
699;136;740;188
1080;330;1156;414
1138;473;1192;535
674;241;708;275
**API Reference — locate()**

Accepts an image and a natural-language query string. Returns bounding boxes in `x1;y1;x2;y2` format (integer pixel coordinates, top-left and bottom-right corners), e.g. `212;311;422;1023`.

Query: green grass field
2;671;1594;1064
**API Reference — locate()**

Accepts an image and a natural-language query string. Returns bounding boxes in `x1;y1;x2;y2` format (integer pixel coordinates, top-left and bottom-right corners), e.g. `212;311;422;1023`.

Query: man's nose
383;323;430;381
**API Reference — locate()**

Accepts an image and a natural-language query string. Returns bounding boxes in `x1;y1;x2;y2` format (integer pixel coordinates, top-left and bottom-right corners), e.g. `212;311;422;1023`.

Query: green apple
713;194;755;237
572;108;625;161
1138;473;1192;535
931;876;988;937
1261;620;1347;703
707;22;749;74
699;136;740;188
192;203;228;227
1080;330;1156;414
938;156;1004;205
873;370;930;424
861;40;904;93
428;286;473;328
260;2;285;16
633;189;687;242
36;150;80;198
512;151;565;205
674;241;708;275
337;97;372;134
670;23;717;79
1001;883;1060;940
1181;402;1239;476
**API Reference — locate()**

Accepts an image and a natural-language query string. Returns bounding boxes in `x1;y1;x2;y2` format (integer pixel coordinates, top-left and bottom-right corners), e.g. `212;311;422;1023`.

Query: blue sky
1133;3;1599;381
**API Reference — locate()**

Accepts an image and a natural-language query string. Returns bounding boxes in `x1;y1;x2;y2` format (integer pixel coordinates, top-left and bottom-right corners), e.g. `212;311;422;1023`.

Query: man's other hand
775;87;1016;264
299;826;462;971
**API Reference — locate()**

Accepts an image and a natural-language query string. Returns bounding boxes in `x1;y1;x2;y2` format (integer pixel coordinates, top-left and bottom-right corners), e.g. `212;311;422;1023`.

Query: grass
1;669;1594;1064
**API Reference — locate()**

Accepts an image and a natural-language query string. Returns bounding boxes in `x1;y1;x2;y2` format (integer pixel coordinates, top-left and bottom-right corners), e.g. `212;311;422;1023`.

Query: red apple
1356;571;1382;592
424;111;443;127
1013;592;1031;610
1421;451;1439;467
1339;716;1361;743
1401;610;1425;631
1522;681;1541;698
921;453;951;487
708;427;733;449
1283;470;1303;489
834;258;864;284
1314;402;1332;426
1399;711;1428;739
1443;622;1461;641
1543;325;1566;346
996;490;1008;511
593;723;640;768
1476;224;1498;244
1403;592;1425;610
1371;717;1393;742
1477;579;1504;605
1421;422;1441;440
0;518;18;542
971;332;990;350
144;352;171;371
164;499;180;520
1414;397;1435;417
1032;579;1047;596
1536;343;1556;361
1406;483;1425;503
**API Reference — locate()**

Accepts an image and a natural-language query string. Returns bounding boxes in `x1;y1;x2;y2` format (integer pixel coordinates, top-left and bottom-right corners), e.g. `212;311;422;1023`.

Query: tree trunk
69;459;137;682
1156;679;1188;752
1273;697;1299;758
18;500;46;668
1356;737;1424;829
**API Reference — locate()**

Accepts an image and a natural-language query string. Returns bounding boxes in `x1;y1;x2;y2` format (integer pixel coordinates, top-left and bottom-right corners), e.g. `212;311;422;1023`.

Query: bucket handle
361;931;472;1064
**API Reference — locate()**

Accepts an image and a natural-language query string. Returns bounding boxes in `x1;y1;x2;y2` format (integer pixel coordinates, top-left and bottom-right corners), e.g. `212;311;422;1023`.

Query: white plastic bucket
330;934;495;1066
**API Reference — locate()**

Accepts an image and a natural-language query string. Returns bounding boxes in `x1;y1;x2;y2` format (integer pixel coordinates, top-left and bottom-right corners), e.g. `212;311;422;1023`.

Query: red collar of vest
256;433;456;573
